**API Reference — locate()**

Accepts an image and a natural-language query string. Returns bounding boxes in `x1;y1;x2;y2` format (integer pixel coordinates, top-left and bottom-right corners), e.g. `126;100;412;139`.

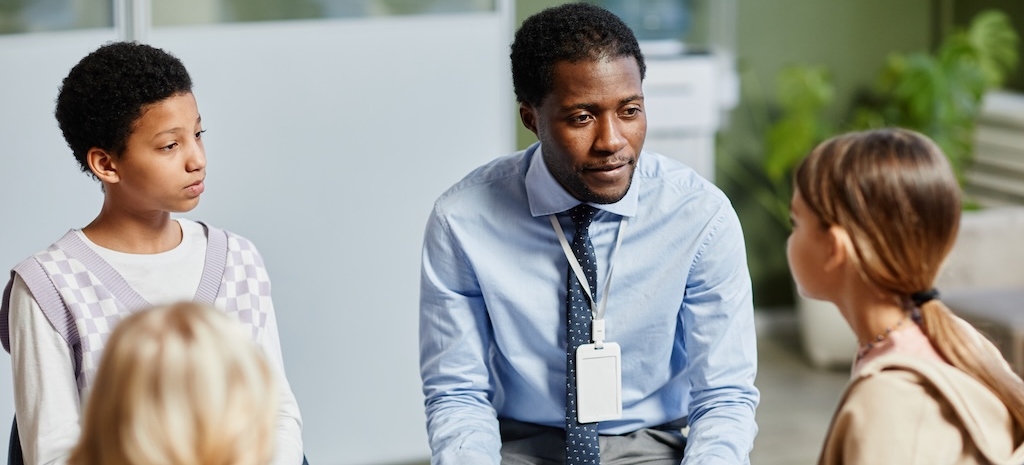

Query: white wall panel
0;7;514;464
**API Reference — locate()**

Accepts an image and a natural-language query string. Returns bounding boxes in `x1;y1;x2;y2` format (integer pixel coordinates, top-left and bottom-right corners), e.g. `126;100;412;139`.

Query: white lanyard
549;212;628;347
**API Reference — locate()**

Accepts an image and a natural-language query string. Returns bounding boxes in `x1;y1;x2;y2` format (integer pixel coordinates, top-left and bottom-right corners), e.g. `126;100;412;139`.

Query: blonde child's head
70;302;278;465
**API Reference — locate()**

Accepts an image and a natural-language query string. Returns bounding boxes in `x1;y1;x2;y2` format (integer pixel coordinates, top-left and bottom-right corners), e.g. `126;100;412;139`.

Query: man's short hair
55;41;193;178
510;2;646;106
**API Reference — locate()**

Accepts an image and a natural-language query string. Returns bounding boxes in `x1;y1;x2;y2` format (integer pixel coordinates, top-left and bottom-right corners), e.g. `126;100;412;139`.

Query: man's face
520;56;646;204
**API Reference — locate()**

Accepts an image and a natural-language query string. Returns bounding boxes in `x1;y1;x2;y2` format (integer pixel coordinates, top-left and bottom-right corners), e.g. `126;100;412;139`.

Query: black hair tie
910;288;940;307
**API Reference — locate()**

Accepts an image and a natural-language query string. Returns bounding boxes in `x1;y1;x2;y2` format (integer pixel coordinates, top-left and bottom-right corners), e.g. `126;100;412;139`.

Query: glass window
589;0;692;43
0;0;112;35
154;0;496;27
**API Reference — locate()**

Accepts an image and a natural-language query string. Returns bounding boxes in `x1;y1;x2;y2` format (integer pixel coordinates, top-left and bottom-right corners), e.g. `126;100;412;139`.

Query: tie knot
569;204;598;229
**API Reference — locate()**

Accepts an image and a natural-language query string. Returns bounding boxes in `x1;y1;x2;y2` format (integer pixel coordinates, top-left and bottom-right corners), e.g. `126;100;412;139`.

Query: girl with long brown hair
788;127;1024;464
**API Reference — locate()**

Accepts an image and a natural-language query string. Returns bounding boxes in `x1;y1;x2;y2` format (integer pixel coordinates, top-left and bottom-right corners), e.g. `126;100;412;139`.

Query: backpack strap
0;256;80;369
195;221;228;304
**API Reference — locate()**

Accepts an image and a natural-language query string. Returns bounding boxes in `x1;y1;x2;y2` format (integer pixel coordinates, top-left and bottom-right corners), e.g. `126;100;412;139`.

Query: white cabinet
642;52;736;182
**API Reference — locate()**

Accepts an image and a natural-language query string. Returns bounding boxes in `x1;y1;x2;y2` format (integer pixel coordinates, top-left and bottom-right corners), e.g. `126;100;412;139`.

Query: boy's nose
186;143;206;172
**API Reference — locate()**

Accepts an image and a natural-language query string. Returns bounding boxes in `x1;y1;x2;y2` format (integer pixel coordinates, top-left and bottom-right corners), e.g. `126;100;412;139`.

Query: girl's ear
824;225;852;272
87;148;119;184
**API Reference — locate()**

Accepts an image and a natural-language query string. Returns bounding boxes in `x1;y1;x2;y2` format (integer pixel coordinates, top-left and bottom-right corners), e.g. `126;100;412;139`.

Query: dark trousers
499;418;687;465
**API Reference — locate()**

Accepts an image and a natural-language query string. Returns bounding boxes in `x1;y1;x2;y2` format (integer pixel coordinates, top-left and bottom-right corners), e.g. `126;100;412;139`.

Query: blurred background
2;1;1022;464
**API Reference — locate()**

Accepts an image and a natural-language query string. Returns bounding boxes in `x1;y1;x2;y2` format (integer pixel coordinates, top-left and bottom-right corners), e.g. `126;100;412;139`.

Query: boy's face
106;92;206;214
519;55;646;204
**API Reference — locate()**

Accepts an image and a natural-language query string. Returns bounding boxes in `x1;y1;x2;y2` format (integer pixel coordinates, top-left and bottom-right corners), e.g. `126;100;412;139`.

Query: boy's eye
161;142;178;151
195;129;206;139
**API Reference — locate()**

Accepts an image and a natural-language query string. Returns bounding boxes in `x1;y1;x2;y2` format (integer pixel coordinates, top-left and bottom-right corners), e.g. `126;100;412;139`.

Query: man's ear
86;148;120;184
825;225;852;272
519;102;538;135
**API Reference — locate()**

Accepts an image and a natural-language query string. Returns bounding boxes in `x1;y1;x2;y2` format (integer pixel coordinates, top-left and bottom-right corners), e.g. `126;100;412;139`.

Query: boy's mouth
185;179;205;196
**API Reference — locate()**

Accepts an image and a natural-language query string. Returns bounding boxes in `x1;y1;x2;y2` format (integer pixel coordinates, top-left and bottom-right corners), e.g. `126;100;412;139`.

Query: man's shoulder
433;149;531;210
636;150;730;205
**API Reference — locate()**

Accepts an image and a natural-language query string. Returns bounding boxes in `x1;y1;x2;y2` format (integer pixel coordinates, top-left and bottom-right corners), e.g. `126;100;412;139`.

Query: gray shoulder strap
1;257;78;356
194;221;228;304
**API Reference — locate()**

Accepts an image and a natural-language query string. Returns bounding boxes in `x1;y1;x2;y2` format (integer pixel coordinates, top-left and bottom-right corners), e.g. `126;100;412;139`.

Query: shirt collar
525;143;639;218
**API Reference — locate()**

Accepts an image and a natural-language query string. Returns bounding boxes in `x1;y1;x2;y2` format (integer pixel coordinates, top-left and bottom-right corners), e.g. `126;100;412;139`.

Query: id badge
575;342;622;423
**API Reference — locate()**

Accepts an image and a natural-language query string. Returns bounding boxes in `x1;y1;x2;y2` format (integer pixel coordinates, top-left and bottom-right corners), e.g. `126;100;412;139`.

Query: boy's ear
86;148;120;184
825;226;852;272
519;102;539;135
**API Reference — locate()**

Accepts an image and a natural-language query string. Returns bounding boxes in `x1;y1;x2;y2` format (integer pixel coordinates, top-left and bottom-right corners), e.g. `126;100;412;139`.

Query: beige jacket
818;354;1024;465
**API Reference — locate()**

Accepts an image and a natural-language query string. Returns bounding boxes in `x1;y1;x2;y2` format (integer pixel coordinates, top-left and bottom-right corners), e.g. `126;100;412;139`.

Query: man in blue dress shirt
418;3;759;464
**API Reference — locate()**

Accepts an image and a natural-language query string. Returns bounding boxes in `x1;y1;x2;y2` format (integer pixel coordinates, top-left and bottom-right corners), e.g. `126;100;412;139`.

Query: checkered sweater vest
0;223;272;392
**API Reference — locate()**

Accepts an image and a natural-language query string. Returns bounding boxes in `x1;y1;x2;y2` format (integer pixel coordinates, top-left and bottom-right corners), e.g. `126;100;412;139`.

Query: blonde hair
69;302;278;465
794;127;1024;435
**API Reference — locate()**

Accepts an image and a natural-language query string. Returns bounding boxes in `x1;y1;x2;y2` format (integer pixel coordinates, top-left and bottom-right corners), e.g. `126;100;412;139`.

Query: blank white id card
575;342;623;423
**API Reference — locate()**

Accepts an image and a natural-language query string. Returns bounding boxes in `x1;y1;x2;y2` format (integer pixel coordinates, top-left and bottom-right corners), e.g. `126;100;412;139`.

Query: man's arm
679;204;759;465
9;275;80;465
419;210;502;465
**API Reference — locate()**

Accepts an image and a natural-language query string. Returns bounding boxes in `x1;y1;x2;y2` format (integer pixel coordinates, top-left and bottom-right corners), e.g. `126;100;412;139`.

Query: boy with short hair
0;41;304;464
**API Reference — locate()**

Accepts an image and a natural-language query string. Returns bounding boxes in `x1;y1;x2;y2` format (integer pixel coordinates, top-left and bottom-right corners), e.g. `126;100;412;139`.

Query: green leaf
765;117;816;182
761;66;834;182
776;66;834;113
966;9;1019;86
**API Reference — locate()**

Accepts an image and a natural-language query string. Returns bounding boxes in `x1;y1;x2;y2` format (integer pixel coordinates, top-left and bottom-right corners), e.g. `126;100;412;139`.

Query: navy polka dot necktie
565;204;600;465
